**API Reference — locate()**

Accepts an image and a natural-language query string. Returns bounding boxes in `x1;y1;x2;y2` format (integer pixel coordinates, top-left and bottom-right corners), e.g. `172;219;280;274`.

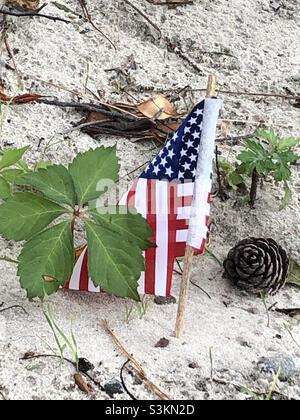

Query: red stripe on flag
145;180;156;295
64;279;71;289
166;183;177;296
175;219;189;230
79;250;89;291
175;242;186;257
199;238;206;254
175;195;193;208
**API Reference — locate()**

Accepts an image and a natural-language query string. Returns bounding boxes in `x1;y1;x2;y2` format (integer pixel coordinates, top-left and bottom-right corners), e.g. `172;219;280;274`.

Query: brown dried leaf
74;373;93;394
149;122;180;143
42;275;58;283
0;91;44;104
75;246;87;260
6;0;40;11
137;95;179;120
86;111;111;124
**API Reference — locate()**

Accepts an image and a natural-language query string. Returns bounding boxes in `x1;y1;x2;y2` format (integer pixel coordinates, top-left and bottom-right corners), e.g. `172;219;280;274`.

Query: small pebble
104;378;124;397
78;358;94;374
154;296;176;305
188;362;199;369
258;353;297;381
155;337;170;348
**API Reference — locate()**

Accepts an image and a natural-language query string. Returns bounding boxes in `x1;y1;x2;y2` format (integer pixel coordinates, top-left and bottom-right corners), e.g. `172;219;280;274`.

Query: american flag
66;98;221;297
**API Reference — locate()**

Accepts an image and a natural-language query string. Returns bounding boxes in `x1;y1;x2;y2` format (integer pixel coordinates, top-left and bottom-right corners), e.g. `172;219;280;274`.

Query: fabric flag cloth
66;97;222;297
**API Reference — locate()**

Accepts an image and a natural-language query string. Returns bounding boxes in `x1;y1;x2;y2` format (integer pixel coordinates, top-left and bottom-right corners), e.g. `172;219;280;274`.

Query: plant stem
205;246;223;267
249;169;259;208
215;146;227;201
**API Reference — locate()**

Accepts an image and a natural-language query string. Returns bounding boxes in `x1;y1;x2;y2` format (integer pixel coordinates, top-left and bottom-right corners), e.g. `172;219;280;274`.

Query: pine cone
224;238;289;295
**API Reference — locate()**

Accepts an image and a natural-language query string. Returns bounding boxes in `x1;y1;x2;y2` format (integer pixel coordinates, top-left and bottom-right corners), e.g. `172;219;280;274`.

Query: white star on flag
153;165;160;175
183;162;191;171
189;117;197;125
186;139;194;149
168;149;175;159
192;131;200;140
165;167;173;177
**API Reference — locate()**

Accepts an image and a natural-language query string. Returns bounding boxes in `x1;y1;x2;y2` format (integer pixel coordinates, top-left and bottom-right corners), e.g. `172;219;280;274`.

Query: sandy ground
0;0;300;400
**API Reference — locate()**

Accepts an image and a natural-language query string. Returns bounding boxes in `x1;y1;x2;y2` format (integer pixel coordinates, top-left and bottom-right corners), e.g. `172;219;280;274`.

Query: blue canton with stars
141;101;205;183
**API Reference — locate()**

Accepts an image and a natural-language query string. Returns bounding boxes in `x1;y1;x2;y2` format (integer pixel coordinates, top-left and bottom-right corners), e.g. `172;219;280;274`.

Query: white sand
0;0;300;400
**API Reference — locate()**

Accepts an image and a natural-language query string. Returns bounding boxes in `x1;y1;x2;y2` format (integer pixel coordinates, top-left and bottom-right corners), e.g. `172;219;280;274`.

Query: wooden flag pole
175;75;217;338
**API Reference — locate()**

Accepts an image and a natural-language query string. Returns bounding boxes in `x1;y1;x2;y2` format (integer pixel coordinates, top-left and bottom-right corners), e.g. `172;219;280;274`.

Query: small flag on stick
66;78;221;300
175;75;221;337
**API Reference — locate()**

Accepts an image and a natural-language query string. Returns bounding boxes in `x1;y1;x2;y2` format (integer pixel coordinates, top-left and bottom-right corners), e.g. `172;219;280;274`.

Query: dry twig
102;319;172;400
0;3;71;23
124;0;161;36
77;0;116;49
0;302;27;314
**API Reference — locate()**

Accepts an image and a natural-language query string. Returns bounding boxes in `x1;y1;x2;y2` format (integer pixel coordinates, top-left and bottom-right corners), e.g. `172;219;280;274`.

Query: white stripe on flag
177;206;191;220
119;188;129;205
177;182;194;197
133;178;148;295
68;248;87;290
88;278;101;293
155;181;169;296
188;98;222;249
176;229;188;243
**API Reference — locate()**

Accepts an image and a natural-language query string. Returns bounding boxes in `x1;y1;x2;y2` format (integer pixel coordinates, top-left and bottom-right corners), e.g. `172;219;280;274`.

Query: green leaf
273;164;291;182
218;159;234;173
0;176;11;199
85;219;143;301
227;171;244;189
277;137;300;151
90;206;154;250
0;169;25;184
0;192;68;241
69;147;120;205
256;129;279;148
35;160;53;170
22;165;76;207
18;221;74;299
17;159;30;172
278;150;299;164
243;139;267;155
237;150;256;164
0;146;29;170
279;183;292;210
287;259;300;288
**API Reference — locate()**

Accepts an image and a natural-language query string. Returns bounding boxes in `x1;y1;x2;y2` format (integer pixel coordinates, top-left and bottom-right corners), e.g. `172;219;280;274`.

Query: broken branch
102;319;172;400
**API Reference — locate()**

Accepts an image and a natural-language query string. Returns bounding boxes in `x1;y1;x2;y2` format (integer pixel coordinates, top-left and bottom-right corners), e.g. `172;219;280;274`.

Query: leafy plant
43;303;80;370
237;129;299;208
217;130;299;209
136;295;151;319
0;146;153;301
0;146;30;199
240;369;281;400
217;158;245;191
124;295;151;323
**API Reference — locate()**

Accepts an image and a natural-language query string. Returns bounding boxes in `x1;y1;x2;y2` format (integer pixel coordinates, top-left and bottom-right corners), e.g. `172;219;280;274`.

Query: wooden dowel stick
174;75;217;338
